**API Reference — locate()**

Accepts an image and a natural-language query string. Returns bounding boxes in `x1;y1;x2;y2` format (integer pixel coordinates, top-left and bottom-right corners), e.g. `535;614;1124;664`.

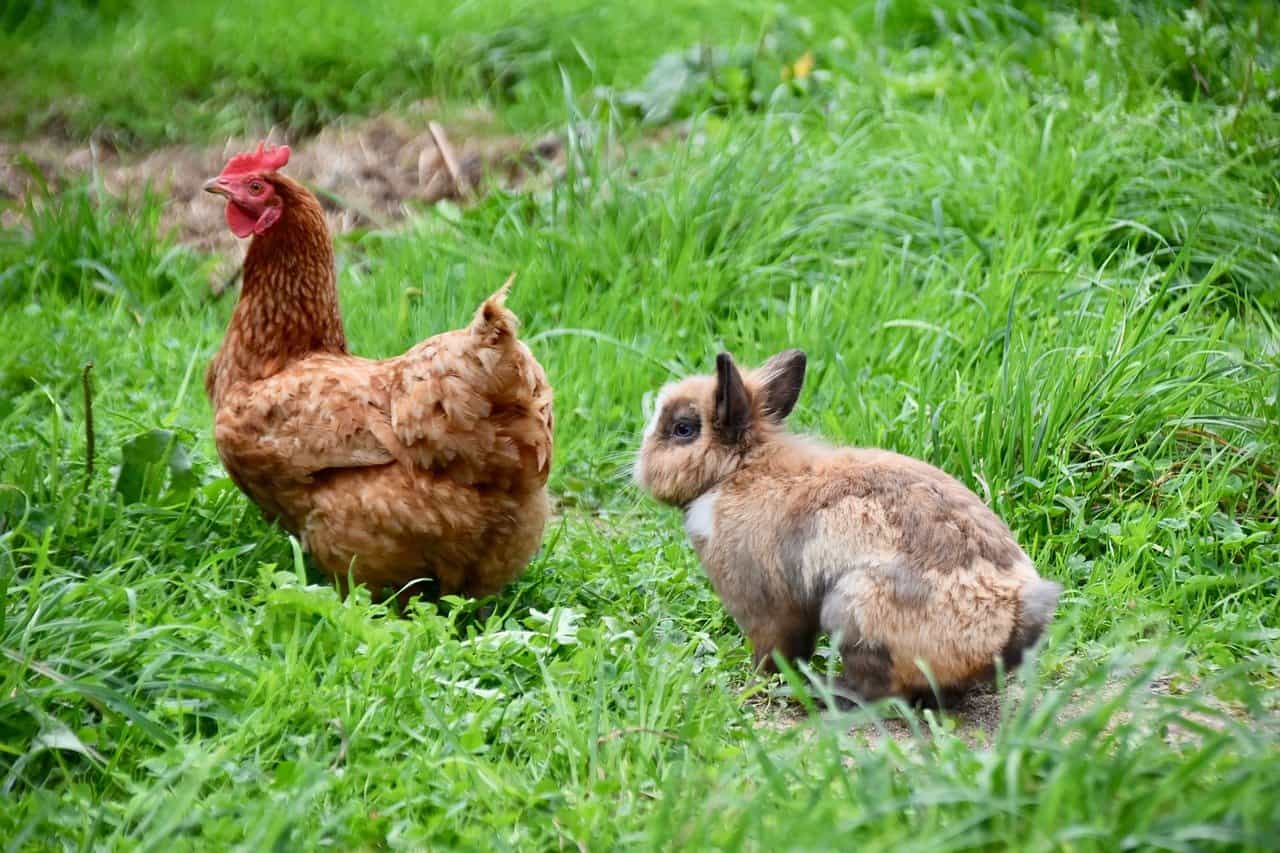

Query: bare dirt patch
1;103;564;282
748;682;1008;747
749;669;1269;751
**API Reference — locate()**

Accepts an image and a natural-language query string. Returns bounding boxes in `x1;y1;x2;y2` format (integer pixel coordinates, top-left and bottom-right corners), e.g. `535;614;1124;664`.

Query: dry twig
428;121;471;199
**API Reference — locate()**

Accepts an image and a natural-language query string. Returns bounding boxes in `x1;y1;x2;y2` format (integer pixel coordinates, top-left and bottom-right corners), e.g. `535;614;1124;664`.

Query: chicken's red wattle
225;202;259;238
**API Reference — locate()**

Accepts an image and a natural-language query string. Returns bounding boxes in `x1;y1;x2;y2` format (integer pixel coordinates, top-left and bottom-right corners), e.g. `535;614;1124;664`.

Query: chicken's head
204;142;292;238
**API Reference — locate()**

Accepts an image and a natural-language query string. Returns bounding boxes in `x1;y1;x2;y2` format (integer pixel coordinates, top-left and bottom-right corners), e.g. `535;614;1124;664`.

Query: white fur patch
642;386;674;440
635;386;674;487
684;490;718;545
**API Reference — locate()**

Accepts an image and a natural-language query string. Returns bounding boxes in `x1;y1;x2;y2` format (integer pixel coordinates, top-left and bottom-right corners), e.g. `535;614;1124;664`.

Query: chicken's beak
203;177;231;198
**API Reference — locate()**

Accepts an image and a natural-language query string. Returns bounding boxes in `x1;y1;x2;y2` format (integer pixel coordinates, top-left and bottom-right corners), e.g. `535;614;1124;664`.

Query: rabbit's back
787;448;1023;568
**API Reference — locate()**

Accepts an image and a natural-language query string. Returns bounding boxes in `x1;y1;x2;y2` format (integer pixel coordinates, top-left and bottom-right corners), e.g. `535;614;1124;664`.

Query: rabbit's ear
757;349;807;421
714;352;751;444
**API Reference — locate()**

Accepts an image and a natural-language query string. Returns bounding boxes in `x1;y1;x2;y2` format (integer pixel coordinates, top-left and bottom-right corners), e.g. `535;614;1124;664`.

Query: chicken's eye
670;418;700;442
249;181;264;195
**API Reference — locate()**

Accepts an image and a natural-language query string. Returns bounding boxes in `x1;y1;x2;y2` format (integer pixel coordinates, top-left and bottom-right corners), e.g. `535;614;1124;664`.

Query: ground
2;0;1279;849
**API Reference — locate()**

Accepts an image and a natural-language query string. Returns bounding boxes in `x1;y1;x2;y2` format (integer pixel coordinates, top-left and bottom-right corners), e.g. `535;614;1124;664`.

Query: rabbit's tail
1001;577;1062;671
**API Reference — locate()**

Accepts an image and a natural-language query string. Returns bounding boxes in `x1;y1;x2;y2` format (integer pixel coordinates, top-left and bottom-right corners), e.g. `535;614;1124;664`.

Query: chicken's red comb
218;142;291;178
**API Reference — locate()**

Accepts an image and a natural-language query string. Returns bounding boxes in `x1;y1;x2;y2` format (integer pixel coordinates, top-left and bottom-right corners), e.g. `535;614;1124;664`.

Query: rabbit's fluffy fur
636;350;1061;704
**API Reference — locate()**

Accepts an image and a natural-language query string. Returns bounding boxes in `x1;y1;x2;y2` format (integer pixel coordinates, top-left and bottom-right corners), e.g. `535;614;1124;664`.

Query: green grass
1;0;845;144
3;0;1280;849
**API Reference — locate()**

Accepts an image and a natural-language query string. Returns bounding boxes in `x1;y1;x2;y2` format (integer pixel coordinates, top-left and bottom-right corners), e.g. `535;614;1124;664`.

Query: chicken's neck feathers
214;179;348;396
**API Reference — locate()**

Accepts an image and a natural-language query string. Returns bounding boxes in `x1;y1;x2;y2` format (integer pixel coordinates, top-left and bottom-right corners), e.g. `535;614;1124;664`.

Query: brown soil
1;103;564;286
748;681;1008;746
748;669;1263;749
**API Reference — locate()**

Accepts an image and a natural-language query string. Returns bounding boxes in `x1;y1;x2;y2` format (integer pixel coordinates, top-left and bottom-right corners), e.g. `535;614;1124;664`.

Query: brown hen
203;142;553;604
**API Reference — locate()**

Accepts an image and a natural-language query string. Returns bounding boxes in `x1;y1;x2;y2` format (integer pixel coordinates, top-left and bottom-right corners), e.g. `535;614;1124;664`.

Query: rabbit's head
635;349;807;507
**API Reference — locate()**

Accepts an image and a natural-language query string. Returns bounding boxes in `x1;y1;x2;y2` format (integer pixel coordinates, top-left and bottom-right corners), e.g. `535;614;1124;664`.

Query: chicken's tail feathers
470;272;520;344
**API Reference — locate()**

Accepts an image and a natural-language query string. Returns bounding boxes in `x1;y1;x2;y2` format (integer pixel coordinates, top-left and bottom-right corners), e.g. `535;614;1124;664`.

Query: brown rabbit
635;349;1061;705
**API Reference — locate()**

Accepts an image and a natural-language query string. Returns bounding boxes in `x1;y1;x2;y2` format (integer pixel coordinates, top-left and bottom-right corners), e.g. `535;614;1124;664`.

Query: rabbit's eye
670;418;700;442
